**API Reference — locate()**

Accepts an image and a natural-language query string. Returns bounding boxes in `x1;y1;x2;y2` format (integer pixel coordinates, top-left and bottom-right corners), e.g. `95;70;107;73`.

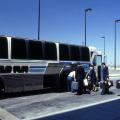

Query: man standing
102;62;109;81
76;65;86;95
87;64;97;91
101;62;110;95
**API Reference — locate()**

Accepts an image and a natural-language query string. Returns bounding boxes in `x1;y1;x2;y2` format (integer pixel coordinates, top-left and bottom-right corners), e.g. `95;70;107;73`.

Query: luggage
100;81;110;95
108;80;113;87
100;81;107;88
71;81;78;91
100;80;113;89
116;80;120;89
83;78;89;86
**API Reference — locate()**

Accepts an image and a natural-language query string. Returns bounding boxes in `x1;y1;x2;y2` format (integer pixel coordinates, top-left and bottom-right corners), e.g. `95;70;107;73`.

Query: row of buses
0;36;102;94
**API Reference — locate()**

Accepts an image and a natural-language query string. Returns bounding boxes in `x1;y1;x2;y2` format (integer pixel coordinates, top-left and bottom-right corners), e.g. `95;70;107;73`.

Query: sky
0;0;120;65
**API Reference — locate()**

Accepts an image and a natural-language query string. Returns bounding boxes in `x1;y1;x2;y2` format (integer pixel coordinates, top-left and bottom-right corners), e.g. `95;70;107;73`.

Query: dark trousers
101;82;109;95
77;80;86;94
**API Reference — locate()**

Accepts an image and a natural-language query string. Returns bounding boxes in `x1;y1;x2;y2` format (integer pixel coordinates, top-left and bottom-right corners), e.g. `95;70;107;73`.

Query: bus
89;46;102;67
89;46;102;81
0;36;90;94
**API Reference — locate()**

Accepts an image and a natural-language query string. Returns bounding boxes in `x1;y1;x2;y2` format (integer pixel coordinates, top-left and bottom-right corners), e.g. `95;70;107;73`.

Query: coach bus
89;46;102;81
0;36;90;94
89;46;102;67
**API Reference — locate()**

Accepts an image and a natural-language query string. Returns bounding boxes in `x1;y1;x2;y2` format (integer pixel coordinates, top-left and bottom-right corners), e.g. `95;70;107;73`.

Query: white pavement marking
0;107;20;120
24;97;120;120
109;74;120;77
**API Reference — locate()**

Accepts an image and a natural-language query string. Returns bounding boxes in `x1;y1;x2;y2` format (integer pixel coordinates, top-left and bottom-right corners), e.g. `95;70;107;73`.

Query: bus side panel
59;64;72;91
23;74;43;91
1;74;24;93
44;63;63;90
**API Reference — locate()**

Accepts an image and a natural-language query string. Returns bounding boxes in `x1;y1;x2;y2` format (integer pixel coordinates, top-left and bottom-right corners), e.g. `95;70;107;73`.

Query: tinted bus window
70;45;80;61
0;37;8;59
59;44;70;61
11;38;27;59
28;40;43;60
44;42;57;60
80;46;90;61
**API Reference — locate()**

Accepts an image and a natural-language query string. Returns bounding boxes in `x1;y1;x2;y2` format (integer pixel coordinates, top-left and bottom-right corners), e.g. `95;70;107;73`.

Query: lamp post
114;20;120;70
38;0;40;40
85;8;92;46
101;36;105;63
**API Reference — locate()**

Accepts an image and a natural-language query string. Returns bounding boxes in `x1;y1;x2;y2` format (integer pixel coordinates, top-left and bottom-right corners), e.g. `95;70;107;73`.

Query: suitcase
108;80;113;87
100;81;110;95
116;80;120;89
100;80;113;89
100;81;108;88
83;78;89;86
71;81;78;91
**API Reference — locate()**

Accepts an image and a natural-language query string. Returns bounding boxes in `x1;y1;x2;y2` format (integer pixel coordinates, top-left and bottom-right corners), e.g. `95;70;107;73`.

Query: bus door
44;63;64;91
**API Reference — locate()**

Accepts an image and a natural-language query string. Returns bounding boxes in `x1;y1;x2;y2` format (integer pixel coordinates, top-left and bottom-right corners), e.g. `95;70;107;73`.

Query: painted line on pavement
109;74;120;76
25;97;120;120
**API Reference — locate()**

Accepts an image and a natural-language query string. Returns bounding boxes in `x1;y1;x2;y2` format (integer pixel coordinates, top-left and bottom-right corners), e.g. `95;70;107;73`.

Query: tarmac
0;70;120;120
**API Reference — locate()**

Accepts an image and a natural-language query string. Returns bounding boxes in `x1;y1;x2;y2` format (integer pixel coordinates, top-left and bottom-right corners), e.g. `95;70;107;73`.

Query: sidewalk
109;69;120;77
0;107;19;120
0;87;120;120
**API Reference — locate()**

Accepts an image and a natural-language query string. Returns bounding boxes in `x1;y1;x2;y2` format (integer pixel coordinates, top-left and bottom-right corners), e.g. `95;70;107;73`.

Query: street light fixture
85;8;92;46
38;0;40;40
114;19;120;70
101;36;106;63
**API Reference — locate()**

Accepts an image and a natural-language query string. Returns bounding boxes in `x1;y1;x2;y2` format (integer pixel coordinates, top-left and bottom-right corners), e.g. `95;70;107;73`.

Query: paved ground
37;99;120;120
109;69;120;76
0;71;120;120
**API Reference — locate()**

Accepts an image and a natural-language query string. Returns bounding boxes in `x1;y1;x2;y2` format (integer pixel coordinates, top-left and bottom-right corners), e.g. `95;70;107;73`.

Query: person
102;62;109;81
66;64;76;92
76;65;86;95
87;64;97;91
101;62;110;95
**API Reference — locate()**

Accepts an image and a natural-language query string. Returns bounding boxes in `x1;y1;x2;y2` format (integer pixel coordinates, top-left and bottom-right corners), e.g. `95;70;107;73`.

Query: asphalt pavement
36;99;120;120
0;70;120;120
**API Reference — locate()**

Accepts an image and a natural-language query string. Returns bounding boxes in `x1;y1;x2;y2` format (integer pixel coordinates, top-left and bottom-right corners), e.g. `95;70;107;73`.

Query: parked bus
89;46;102;67
89;46;102;81
0;36;90;94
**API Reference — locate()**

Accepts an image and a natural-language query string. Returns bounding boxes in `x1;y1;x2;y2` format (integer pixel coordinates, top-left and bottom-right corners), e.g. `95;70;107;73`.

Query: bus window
28;40;43;60
11;38;27;59
0;37;8;59
44;42;57;60
70;45;80;61
80;46;90;61
59;44;70;61
93;55;102;66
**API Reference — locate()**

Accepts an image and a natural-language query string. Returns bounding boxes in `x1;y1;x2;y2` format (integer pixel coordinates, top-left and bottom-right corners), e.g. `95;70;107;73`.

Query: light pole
114;20;120;70
38;0;40;40
85;8;92;46
101;36;105;63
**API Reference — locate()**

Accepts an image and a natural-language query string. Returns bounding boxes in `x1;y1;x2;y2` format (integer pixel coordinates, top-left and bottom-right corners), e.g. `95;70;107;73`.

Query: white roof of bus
89;46;97;52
